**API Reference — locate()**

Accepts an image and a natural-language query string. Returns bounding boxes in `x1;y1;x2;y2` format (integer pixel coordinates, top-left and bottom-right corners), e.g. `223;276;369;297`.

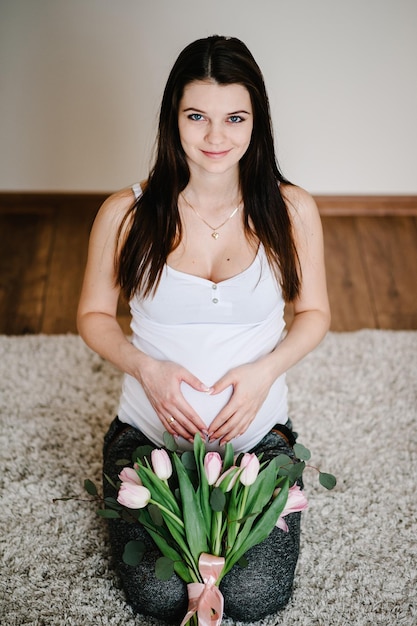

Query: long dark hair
117;35;300;301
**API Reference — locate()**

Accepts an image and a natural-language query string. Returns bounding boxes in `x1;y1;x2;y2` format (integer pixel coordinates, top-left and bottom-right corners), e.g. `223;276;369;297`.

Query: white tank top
118;185;288;452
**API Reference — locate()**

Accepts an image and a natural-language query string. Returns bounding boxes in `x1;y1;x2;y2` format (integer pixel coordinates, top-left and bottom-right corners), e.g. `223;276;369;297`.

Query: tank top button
212;298;219;304
212;284;217;290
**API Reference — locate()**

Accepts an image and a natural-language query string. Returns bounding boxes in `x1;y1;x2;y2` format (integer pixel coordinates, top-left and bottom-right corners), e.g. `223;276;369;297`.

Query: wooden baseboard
0;192;417;216
314;195;417;216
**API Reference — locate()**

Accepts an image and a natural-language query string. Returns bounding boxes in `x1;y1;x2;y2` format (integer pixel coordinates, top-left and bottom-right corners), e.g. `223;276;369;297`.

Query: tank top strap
132;182;142;200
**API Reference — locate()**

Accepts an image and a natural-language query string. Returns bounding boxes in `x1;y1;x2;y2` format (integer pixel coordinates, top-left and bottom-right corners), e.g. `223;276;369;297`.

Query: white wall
1;0;416;194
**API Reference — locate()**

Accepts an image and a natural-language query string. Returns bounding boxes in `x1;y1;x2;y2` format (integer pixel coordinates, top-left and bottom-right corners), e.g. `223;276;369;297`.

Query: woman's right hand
136;353;211;442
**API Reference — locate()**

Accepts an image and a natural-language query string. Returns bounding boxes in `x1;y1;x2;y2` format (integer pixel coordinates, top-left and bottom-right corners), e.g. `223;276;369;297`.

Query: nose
205;122;224;145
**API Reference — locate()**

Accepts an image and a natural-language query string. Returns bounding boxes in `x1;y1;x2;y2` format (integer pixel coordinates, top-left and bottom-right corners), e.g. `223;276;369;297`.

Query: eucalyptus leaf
319;472;337;490
132;445;154;463
84;479;98;496
122;540;145;566
285;461;305;484
149;503;164;526
293;443;311;461
210;487;226;512
181;451;197;471
115;458;131;466
103;472;118;490
96;508;120;519
273;454;292;469
163;431;178;452
155;556;175;581
104;496;123;510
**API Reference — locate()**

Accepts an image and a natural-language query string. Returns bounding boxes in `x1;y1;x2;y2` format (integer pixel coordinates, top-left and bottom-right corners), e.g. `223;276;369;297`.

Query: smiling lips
201;149;231;159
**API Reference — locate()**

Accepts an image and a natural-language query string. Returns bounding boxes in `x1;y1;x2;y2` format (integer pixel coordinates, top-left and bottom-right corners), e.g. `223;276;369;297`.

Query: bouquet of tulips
91;432;335;626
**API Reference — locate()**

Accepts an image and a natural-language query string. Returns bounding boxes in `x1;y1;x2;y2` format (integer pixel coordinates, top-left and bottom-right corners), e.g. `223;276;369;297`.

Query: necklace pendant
212;231;219;240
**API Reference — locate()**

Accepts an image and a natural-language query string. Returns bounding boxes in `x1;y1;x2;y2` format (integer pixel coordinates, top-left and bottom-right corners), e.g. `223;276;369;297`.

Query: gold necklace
182;194;241;239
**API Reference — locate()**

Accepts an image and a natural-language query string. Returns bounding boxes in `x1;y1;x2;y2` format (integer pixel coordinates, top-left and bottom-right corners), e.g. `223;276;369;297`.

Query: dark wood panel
41;208;97;333
0;213;54;333
356;216;417;330
1;197;417;334
321;216;376;330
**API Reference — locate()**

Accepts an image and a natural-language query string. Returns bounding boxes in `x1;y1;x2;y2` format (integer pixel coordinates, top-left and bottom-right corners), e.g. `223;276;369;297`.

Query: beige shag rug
0;331;416;626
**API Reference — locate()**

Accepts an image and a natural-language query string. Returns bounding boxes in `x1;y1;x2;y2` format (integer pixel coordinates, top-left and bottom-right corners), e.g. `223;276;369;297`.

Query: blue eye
228;115;243;123
188;113;204;121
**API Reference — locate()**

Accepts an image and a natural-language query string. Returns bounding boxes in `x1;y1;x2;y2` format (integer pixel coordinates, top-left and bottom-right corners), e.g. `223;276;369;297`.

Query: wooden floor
1;196;417;334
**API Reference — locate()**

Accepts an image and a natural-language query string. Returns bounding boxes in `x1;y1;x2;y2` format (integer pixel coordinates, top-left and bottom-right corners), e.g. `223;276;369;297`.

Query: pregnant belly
180;382;233;426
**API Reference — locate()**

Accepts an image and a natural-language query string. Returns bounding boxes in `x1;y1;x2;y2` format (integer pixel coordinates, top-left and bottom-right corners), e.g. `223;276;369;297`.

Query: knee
219;523;300;621
107;518;188;622
119;561;188;622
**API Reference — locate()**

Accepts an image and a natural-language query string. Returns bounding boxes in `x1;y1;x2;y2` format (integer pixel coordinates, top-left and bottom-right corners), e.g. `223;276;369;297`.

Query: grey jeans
103;418;302;624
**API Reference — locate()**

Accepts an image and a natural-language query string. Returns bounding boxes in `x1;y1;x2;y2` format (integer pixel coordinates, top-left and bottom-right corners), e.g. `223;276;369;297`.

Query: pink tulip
275;484;309;532
239;453;260;486
117;482;151;509
204;452;223;485
118;467;142;485
151;449;173;480
215;465;239;492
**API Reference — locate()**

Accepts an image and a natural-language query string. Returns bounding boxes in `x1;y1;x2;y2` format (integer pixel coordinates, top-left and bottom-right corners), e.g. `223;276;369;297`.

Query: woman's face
178;80;253;178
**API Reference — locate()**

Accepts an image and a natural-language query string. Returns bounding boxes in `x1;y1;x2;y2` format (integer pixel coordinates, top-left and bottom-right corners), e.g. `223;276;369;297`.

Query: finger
181;370;213;395
208;402;239;436
209;374;234;396
163;410;203;444
209;408;255;444
172;397;208;434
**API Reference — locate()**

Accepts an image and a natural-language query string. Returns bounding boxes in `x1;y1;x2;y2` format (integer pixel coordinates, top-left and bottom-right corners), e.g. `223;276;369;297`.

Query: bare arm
77;188;208;441
208;185;331;443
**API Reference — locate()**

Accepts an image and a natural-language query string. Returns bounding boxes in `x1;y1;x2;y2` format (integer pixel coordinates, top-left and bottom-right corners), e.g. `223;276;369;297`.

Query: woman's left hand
207;361;273;445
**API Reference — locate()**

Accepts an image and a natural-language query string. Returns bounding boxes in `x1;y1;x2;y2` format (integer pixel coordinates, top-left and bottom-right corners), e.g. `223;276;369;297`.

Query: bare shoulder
95;185;138;227
280;183;319;220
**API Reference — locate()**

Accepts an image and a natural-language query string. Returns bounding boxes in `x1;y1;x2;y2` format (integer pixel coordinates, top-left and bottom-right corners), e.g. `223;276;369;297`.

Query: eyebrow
182;107;251;116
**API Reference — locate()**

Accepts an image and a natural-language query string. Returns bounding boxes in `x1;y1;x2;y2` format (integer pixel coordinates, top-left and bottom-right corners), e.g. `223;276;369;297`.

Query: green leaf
210;487;226;512
243;461;278;517
274;454;292;469
148;503;164;526
115;458;131;466
223;442;234;472
136;464;182;517
293;443;311;461
163;431;178;452
103;496;123;510
173;454;208;561
319;472;337;490
224;477;289;577
132;445;154;463
84;479;98;496
155;556;175;581
96;508;120;519
122;540;145;566
181;451;197;471
194;434;212;541
143;524;194;583
282;461;305;485
103;473;118;490
237;555;249;568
